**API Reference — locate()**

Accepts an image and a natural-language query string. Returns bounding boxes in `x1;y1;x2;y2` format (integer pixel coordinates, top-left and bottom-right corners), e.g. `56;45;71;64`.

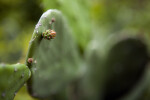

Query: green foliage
91;0;150;35
26;9;81;99
0;63;31;100
0;0;43;63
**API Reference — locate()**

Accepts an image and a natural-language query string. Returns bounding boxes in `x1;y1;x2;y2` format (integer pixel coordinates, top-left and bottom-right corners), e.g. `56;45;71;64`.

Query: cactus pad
83;34;149;100
26;9;80;98
0;63;31;100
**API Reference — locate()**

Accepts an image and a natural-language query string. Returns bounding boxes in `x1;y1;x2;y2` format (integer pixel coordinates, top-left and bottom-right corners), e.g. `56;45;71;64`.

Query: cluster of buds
42;29;56;40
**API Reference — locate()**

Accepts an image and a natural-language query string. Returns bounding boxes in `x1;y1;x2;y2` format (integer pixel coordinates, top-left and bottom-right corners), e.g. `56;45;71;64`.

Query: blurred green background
0;0;150;100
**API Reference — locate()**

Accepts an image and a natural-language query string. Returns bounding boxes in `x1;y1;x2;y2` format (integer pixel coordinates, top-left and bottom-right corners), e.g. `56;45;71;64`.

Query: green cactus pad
83;34;149;100
26;9;81;98
0;63;31;100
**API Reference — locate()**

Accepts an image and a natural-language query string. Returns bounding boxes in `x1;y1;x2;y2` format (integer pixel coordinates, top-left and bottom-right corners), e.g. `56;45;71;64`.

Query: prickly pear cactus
26;9;81;98
82;34;149;100
0;63;31;100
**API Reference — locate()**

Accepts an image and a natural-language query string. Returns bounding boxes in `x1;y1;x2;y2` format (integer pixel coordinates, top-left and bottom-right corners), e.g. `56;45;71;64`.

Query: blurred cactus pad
0;63;31;100
82;34;150;100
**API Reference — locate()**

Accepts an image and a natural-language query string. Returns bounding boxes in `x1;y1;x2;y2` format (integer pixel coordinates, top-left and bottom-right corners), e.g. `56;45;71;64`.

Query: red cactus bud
50;30;56;38
28;58;33;63
51;18;55;22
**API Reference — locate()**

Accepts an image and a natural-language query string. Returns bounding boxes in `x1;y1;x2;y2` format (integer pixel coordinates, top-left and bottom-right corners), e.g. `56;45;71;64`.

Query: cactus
0;63;31;100
1;9;150;100
82;34;150;100
25;9;81;98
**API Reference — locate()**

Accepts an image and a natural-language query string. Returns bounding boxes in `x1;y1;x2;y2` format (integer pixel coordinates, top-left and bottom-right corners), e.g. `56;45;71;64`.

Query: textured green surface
82;34;149;100
43;0;91;50
0;63;31;100
26;9;81;98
